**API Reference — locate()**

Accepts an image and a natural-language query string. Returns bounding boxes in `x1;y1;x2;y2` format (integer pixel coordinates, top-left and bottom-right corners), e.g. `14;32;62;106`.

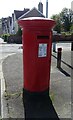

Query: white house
12;8;30;34
2;2;45;35
0;19;2;35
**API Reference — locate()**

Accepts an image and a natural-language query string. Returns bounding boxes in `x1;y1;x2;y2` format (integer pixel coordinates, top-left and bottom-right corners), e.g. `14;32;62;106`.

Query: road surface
0;37;71;118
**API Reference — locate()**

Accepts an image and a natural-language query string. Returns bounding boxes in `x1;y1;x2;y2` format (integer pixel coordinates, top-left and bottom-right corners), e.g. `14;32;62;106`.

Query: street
0;38;71;118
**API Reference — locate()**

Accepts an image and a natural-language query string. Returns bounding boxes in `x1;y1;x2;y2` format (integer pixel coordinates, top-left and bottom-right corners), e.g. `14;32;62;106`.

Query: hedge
7;35;22;44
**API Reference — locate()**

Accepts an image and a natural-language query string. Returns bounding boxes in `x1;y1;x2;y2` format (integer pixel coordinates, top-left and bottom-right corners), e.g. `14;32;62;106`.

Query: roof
18;7;45;20
14;8;30;19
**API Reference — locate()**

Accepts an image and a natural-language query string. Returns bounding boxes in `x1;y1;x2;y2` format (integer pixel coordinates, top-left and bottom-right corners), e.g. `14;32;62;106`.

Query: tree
51;7;73;33
16;27;22;36
51;14;61;33
70;24;73;32
60;8;72;32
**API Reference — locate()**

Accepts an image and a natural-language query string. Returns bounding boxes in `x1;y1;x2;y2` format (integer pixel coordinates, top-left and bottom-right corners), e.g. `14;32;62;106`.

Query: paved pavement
50;51;71;118
2;53;24;118
0;38;23;118
0;40;72;119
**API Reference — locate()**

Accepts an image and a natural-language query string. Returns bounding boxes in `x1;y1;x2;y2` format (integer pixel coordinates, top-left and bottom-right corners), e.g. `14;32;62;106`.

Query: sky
0;0;73;19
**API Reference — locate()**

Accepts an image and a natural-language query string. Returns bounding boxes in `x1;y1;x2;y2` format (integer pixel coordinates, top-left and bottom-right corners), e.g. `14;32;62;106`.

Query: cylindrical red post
18;17;56;95
18;17;57;118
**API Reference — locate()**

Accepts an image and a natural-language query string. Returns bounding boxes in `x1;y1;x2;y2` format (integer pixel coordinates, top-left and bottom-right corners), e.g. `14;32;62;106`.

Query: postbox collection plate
38;44;47;57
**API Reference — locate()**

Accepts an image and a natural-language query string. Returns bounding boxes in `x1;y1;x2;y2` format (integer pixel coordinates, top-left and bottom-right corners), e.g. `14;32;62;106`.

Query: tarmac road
2;44;71;119
0;40;71;119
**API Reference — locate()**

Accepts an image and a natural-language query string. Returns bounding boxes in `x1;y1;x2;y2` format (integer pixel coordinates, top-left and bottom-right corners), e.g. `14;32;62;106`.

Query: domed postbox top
18;17;56;30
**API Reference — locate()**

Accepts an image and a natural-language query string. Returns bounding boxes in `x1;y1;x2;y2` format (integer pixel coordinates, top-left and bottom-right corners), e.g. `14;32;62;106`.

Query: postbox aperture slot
37;35;49;39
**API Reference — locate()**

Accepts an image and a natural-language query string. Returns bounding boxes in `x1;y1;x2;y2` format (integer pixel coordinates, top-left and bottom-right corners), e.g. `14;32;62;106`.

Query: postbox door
35;31;52;91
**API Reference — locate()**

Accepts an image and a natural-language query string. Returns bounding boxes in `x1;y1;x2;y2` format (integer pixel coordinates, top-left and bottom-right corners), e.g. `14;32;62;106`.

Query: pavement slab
2;53;24;118
50;50;71;118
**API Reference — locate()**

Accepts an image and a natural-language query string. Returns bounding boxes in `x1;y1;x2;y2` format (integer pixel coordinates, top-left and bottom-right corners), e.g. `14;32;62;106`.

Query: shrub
4;35;8;42
70;25;73;32
2;34;10;42
7;34;22;44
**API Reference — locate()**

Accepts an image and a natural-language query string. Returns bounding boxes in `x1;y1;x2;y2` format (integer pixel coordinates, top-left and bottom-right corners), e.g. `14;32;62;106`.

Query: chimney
46;0;48;18
38;2;43;14
71;1;73;11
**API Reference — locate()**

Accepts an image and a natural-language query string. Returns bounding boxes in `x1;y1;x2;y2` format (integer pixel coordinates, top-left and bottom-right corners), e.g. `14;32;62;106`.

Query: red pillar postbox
18;17;55;94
